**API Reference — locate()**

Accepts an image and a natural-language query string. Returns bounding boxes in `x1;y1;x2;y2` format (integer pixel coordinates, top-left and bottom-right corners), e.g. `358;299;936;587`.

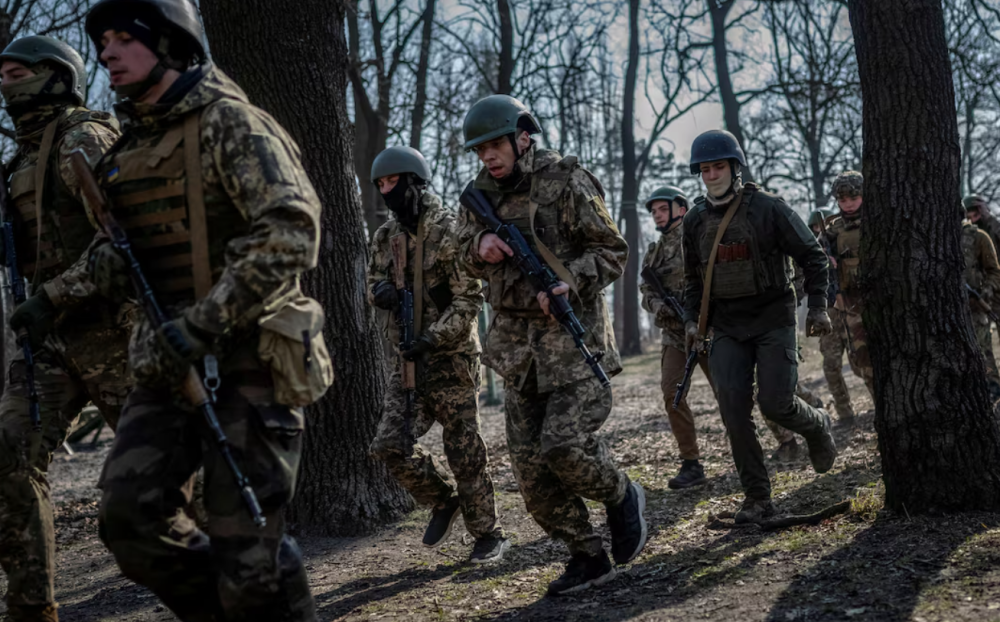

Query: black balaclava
382;174;425;231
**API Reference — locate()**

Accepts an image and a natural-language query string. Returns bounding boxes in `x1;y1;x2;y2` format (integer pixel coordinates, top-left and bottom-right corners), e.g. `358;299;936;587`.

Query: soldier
960;207;1000;399
825;171;874;398
84;1;332;620
0;36;127;622
807;209;856;421
682;130;837;523
965;195;1000;253
456;95;647;595
366;146;508;563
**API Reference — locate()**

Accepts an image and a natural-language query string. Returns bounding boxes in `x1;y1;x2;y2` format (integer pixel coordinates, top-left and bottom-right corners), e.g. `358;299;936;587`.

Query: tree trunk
849;0;1000;512
497;0;514;94
963;94;976;196
201;0;412;535
617;0;642;357
708;0;752;181
409;0;437;150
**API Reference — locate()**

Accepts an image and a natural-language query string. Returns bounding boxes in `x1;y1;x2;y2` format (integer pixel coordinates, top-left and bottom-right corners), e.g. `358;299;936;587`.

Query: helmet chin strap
114;60;168;101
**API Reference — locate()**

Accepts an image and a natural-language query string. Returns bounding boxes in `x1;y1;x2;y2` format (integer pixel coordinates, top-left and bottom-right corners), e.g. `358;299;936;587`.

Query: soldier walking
456;95;647;595
681;130;837;523
965;195;1000;252
0;36;128;622
960;208;1000;399
85;1;333;619
367;146;508;563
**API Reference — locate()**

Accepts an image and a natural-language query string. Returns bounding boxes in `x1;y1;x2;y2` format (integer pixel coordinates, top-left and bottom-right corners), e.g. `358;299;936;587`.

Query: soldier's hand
655;303;678;326
133;316;210;389
479;233;514;264
88;241;131;304
372;281;398;311
806;308;833;337
537;282;570;317
9;290;56;350
401;335;435;361
684;321;700;354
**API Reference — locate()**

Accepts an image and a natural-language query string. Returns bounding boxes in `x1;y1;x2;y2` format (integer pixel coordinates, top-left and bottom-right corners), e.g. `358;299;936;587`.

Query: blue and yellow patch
107;167;120;183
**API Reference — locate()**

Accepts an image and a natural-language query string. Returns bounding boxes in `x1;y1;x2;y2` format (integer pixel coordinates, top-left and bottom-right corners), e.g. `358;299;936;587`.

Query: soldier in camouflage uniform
960;208;1000;399
825;171;874;399
965;195;1000;253
456;95;647;596
682;130;837;524
0;36;128;622
85;1;331;619
366;146;508;563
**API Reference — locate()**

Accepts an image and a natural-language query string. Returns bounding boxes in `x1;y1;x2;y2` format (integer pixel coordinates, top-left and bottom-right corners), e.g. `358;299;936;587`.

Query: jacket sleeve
563;171;628;300
455;203;492;279
640;242;664;316
774;199;828;310
977;230;1000;300
41;121;120;309
186;100;320;336
682;211;703;325
367;224;392;306
424;227;484;348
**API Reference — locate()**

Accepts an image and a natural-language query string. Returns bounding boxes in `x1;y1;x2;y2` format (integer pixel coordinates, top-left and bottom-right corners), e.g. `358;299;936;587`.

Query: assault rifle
638;265;695;408
68;150;266;529
0;164;40;435
460;182;610;387
390;234;416;438
966;283;1000;323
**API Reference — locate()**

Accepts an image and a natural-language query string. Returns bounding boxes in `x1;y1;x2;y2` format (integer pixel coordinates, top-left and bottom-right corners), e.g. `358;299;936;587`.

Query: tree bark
708;0;752;181
849;0;1000;512
497;0;514;94
617;0;642;357
410;0;437;150
201;0;412;535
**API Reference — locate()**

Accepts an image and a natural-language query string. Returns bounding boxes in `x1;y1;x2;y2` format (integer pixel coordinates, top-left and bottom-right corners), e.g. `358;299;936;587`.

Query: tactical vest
9;109;114;285
697;185;789;299
100;111;247;304
833;216;862;292
962;223;983;290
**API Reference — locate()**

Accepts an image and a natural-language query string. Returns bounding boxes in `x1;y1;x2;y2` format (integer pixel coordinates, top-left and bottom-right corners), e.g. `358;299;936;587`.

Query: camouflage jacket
100;64;321;365
368;193;482;357
640;225;685;349
961;221;1000;323
976;211;1000;256
456;145;625;392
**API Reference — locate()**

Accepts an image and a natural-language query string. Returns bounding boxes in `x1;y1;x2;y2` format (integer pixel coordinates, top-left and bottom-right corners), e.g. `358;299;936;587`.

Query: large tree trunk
201;0;412;535
849;0;1000;512
409;0;437;150
708;0;752;181
617;0;642;357
497;0;514;94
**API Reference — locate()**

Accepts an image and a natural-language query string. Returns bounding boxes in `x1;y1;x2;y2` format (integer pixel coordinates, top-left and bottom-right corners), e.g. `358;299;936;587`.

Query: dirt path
4;342;1000;621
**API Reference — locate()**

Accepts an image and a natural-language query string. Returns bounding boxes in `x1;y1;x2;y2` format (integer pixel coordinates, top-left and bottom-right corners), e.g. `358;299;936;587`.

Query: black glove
132;317;209;389
88;241;131;303
401;335;435;361
372;281;398;311
9;290;56;349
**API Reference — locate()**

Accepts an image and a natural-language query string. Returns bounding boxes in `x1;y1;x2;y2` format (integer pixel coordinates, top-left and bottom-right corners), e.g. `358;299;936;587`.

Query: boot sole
422;504;462;548
667;476;707;490
547;566;618;596
469;538;510;564
615;483;648;565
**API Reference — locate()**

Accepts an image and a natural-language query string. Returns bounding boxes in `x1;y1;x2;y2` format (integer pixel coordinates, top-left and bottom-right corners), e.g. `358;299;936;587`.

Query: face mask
705;166;733;199
382;175;421;228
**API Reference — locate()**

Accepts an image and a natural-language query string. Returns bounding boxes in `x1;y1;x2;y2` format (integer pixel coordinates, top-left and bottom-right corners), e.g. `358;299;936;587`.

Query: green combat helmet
462;94;542;152
644;186;688;211
0;36;87;105
831;171;863;199
964;194;988;211
371;146;432;184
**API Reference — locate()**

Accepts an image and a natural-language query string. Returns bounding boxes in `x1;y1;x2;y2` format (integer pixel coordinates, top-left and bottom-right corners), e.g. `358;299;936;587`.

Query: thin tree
849;0;1000;512
200;0;412;535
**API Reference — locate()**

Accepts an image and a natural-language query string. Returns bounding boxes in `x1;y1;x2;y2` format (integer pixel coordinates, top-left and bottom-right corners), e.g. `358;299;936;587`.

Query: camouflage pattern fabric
99;348;314;622
831;171;863;199
95;65;320;621
370;354;501;539
641;226;685;350
962;222;1000;390
839;295;874;396
818;308;855;419
505;370;628;557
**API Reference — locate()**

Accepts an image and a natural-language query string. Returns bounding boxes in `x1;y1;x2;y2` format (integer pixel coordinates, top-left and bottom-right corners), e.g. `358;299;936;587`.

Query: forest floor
4;339;1000;621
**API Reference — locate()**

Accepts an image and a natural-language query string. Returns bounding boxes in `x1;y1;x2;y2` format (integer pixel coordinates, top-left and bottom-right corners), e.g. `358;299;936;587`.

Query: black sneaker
469;535;510;564
605;481;648;565
546;551;617;596
734;497;776;524
422;496;461;548
770;438;799;462
806;410;837;474
668;459;707;489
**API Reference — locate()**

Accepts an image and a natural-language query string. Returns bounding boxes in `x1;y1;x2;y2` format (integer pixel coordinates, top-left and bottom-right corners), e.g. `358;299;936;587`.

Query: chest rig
8;110;107;286
833;216;862;292
100;111;247;303
962;223;984;290
697;184;788;299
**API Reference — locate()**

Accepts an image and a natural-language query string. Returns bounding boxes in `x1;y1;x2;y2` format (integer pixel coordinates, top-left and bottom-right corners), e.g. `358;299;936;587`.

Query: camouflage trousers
973;313;1000;390
98;353;315;622
370;353;501;540
0;336;128;617
818;308;856;419
505;367;628;557
839;300;875;397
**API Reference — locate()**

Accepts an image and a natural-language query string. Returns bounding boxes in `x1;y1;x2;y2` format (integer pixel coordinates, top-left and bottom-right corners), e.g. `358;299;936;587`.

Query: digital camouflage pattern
831;170;863;199
641;227;686;351
367;194;500;540
0;104;128;619
825;213;874;394
962;222;1000;390
456;145;624;393
456;144;629;556
96;64;321;622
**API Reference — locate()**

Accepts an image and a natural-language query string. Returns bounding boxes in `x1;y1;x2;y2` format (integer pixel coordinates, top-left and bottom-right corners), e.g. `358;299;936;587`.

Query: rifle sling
697;189;746;339
183;113;212;299
31;118;59;289
414;215;425;338
529;199;578;297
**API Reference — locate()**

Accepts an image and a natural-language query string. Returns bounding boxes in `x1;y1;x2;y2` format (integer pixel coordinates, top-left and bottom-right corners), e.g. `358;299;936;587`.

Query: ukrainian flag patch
107;167;120;183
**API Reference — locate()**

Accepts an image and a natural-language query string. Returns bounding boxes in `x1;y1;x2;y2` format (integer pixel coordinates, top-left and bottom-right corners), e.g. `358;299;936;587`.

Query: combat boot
547;551;617;596
8;604;59;622
770;438;799;462
806;410;837;474
734;498;776;524
668;459;706;489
